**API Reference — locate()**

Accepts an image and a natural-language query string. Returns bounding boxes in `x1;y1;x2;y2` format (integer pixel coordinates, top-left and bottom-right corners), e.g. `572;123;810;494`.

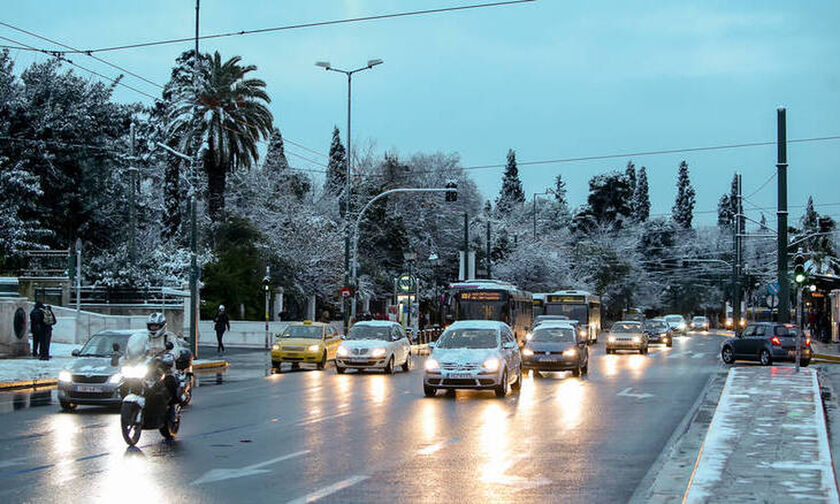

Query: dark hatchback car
522;323;589;376
643;319;673;347
721;322;812;366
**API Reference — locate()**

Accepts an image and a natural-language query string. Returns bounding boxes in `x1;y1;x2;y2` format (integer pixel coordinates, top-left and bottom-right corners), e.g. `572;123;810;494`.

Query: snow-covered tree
495;149;525;216
0;158;44;261
325;126;346;198
625;161;637;209
572;171;634;233
672;161;696;228
717;194;732;229
633;166;650;222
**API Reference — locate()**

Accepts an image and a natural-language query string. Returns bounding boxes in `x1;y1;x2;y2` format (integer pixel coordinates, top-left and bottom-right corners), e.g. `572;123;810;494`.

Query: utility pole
777;107;790;323
732;173;743;329
486;220;491;279
463;212;469;281
264;265;270;351
128;122;137;266
189;0;200;358
795;286;802;372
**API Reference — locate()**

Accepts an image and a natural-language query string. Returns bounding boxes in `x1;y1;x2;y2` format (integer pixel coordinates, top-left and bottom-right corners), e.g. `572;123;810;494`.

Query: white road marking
286;475;370;504
191;450;310;485
478;453;551;490
692;353;706;359
296;410;351;426
0;456;29;469
417;437;460;456
617;387;654;400
668;352;687;359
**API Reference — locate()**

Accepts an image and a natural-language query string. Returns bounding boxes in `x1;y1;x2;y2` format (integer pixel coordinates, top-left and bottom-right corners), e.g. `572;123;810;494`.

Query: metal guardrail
412;328;443;355
76;286;184;307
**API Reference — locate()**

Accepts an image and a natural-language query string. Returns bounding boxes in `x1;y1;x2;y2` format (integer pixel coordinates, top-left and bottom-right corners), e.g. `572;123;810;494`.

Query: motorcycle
119;342;193;446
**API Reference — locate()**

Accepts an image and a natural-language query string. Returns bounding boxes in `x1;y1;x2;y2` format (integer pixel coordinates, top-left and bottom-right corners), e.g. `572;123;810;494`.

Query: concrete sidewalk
685;366;839;503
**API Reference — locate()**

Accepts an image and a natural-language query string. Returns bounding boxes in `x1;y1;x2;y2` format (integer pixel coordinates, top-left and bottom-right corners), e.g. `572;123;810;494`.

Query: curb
815;353;840;364
193;360;229;370
0;378;58;391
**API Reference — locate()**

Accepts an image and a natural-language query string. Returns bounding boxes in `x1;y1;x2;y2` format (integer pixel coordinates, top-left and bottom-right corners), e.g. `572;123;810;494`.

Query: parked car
605;321;649;354
335;321;412;374
271;320;341;371
643;319;673;347
664;314;688;335
57;330;139;411
521;322;589;376
423;320;522;398
720;322;812;366
690;316;710;331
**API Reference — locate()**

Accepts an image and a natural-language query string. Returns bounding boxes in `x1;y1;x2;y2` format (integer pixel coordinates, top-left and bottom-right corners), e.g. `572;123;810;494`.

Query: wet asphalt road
0;334;728;503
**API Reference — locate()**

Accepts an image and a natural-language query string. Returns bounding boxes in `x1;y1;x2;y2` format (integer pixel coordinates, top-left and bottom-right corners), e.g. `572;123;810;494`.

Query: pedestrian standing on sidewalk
39;304;56;360
214;305;230;354
29;301;45;357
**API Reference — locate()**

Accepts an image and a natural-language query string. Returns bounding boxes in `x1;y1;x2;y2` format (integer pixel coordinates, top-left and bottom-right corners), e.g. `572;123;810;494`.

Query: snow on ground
0;343;78;384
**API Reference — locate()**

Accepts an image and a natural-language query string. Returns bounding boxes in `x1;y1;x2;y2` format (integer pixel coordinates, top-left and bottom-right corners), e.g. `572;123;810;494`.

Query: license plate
539;356;558;362
75;385;101;393
788;350;796;357
448;373;474;379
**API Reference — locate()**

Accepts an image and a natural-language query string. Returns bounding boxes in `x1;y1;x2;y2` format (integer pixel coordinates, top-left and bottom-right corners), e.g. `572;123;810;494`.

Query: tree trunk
207;164;226;222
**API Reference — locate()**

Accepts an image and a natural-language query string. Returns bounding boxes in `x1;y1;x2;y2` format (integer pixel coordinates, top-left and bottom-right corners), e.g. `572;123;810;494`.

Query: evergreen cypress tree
802;196;819;232
671;161;696;228
495;149;525;215
553;174;568;208
633;166;650;222
625;161;637;196
263;128;289;172
325;126;346;197
717;194;732;228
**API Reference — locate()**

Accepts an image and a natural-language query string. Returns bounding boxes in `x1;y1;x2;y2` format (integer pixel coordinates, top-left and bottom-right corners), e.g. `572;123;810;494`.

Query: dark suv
720;322;812;366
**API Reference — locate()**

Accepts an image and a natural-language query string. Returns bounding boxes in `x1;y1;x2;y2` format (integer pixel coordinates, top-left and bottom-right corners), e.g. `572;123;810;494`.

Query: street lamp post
316;58;383;335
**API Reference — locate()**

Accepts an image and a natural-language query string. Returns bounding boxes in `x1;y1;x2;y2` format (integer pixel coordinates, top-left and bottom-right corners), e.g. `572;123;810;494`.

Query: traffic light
793;252;807;285
262;276;271;292
445;181;458;202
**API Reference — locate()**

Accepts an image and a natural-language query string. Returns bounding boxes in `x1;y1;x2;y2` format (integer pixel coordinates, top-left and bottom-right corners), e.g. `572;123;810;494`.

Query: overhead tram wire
50;1;537;55
0;34;160;101
0;21;163;89
744;171;777;199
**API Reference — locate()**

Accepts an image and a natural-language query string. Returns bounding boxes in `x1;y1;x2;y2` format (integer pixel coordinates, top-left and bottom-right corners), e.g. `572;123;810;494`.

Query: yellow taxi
271;321;341;371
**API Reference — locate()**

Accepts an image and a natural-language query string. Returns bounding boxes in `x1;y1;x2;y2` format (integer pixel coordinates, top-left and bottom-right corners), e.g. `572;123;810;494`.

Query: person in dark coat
40;304;56;360
213;305;230;354
29;301;45;357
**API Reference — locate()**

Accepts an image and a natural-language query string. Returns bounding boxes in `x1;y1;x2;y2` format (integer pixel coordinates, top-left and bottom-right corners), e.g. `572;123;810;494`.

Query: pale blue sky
4;1;839;225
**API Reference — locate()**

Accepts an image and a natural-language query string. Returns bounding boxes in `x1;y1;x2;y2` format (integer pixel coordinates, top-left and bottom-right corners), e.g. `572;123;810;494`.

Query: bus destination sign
547;295;585;303
459;291;503;302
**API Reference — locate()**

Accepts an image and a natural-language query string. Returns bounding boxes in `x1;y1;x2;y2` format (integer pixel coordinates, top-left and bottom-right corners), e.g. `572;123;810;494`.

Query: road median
193;359;230;370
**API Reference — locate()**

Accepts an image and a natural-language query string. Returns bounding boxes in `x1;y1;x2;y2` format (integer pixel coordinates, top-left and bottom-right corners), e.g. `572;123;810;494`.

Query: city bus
542;290;602;343
446;280;534;344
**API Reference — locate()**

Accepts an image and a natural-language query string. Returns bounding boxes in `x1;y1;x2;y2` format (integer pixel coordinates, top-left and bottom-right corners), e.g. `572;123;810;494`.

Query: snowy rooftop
450;279;524;292
352;320;399;328
446;320;506;331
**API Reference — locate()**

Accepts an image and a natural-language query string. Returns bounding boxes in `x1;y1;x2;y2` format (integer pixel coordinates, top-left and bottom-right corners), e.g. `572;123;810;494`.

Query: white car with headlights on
423;320;521;398
605;321;649;354
335;321;411;374
664;314;688;335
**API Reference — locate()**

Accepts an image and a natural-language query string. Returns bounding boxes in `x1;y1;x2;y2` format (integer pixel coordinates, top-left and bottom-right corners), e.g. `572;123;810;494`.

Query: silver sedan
605;321;649;355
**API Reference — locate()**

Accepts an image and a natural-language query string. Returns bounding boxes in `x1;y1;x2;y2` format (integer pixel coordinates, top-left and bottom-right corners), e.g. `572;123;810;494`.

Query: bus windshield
456;291;509;321
545;304;587;322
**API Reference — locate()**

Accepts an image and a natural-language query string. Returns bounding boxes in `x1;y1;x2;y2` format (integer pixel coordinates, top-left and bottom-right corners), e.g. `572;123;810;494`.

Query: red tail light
771;336;781;346
805;338;811;347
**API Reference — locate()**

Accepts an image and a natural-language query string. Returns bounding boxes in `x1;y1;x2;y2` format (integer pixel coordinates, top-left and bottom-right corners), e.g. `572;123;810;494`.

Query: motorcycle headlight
482;357;501;373
307;344;321;352
522;348;534;357
525;332;533;341
121;364;148;379
562;348;577;357
108;373;123;384
337;346;349;357
58;370;72;383
371;348;386;358
425;358;440;371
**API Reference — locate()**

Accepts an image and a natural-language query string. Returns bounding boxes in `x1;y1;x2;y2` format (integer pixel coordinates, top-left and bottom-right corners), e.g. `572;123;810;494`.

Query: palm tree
166;50;273;222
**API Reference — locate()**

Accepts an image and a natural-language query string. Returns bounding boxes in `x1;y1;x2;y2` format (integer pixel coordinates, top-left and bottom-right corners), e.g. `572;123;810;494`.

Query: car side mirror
71;348;80;357
503;341;516;349
427;342;435;349
165;341;174;350
112;342;121;352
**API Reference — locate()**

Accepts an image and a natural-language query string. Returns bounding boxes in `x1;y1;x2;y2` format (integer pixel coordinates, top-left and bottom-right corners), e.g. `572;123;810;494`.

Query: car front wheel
60;400;77;412
384;356;395;374
511;367;522;390
423;385;437;397
402;352;412;372
495;369;509;398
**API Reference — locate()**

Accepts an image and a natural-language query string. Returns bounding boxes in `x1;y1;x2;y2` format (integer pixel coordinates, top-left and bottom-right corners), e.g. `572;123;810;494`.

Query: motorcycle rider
126;312;188;404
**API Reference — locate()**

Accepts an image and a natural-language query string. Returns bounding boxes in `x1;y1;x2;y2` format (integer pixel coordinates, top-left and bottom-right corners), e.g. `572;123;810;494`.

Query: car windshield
347;325;392;341
644;322;668;331
692;317;706;322
665;316;683;322
612;323;641;333
280;326;322;339
80;333;132;357
436;329;498;349
531;327;575;343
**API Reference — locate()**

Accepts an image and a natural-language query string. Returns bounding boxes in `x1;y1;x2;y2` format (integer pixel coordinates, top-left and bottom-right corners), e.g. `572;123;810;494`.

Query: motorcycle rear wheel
120;402;142;446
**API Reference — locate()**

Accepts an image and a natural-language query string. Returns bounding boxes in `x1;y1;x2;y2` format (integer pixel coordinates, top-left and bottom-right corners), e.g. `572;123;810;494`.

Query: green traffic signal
795;272;807;284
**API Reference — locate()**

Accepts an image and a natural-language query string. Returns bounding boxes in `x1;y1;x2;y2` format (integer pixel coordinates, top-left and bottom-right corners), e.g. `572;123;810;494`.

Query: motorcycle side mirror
165;341;174;350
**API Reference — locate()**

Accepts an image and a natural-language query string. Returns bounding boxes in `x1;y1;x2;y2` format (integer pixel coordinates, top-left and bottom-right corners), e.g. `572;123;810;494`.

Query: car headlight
121;364;148;379
632;336;641;343
678;324;686;330
525;332;533;341
482;357;501;373
522;348;534;357
660;333;668;338
307;344;321;352
579;329;586;337
371;348;387;358
337;346;349;357
608;335;616;343
562;348;577;357
108;373;123;384
58;370;72;383
425;358;440;371
272;343;281;351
